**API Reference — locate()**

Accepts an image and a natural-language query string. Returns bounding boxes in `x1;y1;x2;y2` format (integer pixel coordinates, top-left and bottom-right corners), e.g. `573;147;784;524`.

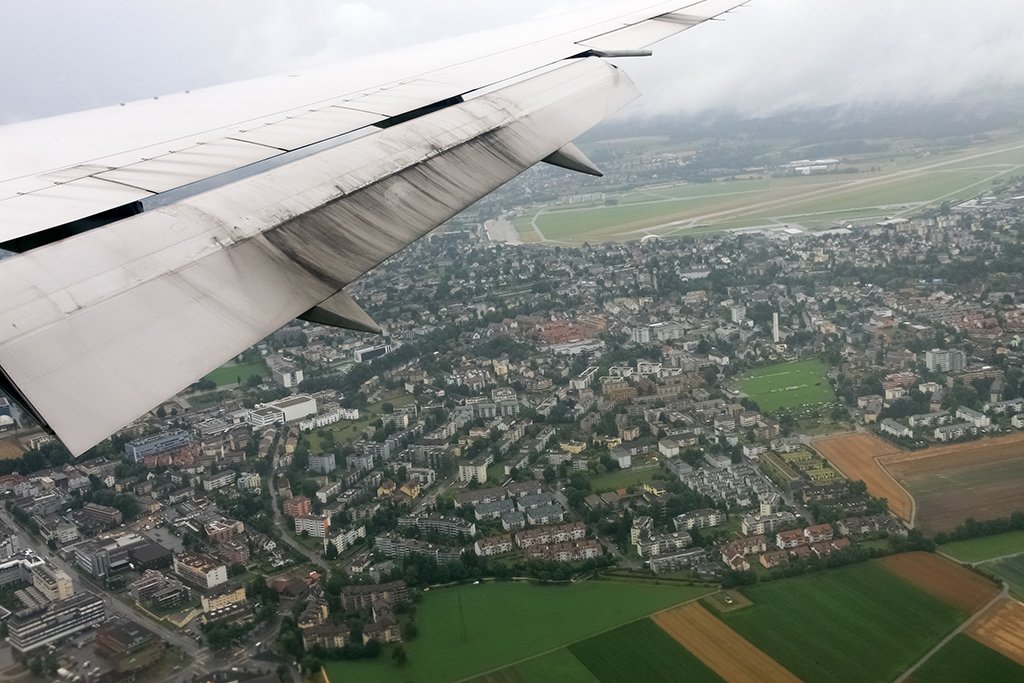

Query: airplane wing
0;0;749;455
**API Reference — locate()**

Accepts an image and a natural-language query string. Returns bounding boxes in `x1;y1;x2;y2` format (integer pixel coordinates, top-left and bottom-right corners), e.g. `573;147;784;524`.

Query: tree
392;645;408;666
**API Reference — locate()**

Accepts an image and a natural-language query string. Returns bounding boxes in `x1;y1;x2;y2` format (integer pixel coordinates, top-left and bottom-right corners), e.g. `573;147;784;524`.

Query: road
0;508;202;656
269;455;329;570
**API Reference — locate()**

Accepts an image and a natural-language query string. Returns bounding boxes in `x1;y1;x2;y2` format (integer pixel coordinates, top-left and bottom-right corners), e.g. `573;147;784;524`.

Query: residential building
741;511;796;536
129;571;190;609
80;502;122;528
268;355;303;388
674;508;723;531
649;548;707;574
173;553;228;590
328;526;367;553
474;498;517;521
284;496;312;518
309;453;336;473
203;470;236;492
124;430;192;463
474;535;514;556
201;584;247;613
776;529;807;549
956;406;991;428
341;581;408;610
526;504;564;525
879;419;913;439
935;422;977;442
804;524;834;544
720;535;767;571
635;531;692;557
397;514;475;538
925;348;966;373
515;522;586;548
459;455;493;484
295;515;330;538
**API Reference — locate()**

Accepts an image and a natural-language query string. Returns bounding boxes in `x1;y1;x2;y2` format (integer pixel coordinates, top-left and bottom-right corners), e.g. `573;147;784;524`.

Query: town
0;149;1023;683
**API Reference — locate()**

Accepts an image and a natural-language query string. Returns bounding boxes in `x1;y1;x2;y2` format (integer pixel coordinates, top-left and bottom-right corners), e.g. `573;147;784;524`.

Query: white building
934;423;977;442
879;419;913;439
956;406;991;428
925;348;966;373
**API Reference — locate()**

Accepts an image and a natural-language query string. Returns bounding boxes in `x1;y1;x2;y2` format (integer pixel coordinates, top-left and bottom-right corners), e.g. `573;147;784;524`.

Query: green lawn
738;360;836;412
941;531;1024;563
983;555;1024;598
202;361;267;386
324;581;713;683
568;619;725;683
912;634;1024;683
470;648;600;683
588;467;659;493
720;561;967;683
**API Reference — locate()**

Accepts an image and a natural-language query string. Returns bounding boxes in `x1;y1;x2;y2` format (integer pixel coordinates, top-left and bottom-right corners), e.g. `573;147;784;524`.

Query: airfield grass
911;634;1024;683
202;361;267;387
588;466;659;493
323;581;713;683
467;648;600;683
984;555;1024;598
568;619;726;683
738;360;835;412
720;561;967;683
520;134;1024;243
941;531;1024;563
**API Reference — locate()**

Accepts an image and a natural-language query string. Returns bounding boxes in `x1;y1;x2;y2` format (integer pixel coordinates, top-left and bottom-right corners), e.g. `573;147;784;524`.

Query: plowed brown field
880;552;999;613
0;438;23;460
882;433;1024;533
812;433;914;521
966;598;1024;667
652;603;803;683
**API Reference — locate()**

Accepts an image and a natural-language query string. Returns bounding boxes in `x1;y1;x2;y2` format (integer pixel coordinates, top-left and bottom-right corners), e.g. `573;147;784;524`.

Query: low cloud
1;0;1023;124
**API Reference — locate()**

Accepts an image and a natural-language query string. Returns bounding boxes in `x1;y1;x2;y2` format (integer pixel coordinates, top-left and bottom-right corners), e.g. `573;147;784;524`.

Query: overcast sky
2;0;1023;125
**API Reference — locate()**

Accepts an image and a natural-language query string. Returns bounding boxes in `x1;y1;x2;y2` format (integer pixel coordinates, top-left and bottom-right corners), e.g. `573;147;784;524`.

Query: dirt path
965;597;1024;667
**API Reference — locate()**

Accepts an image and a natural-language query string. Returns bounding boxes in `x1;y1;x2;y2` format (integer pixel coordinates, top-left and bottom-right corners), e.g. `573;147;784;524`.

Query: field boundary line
893;583;1009;683
448;590;719;683
939;548;1024;567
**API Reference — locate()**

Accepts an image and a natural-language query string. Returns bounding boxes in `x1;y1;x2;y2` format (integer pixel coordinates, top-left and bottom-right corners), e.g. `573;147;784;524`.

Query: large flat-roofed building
31;564;74;601
0;552;45;587
96;617;164;673
7;592;105;653
173;553;228;590
268;356;303;388
124;429;192;463
81;502;123;528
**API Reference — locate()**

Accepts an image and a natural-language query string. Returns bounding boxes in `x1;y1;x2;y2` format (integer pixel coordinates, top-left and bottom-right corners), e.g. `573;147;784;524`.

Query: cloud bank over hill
2;0;1023;124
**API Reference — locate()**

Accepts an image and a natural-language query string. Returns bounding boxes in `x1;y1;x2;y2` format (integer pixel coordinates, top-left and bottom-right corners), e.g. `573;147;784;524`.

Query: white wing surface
0;0;748;454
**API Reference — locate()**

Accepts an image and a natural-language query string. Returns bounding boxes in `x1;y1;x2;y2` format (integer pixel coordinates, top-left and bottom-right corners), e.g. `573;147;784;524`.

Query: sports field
941;531;1024;564
0;437;23;460
911;634;1024;683
720;561;967;683
202;361;267;387
323;581;713;683
568;619;725;683
811;433;914;521
513;133;1024;244
737;360;835;412
588;466;659;493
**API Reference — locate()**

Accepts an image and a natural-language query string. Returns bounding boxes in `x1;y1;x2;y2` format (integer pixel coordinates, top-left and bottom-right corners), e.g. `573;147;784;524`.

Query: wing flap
0;58;639;455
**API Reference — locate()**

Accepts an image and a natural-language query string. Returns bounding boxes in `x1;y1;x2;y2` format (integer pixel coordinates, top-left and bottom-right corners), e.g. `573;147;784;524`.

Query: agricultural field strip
893;584;1008;683
907;634;1024;683
651;603;803;683
449;591;715;683
965;598;1024;667
879;552;1000;614
939;531;1024;564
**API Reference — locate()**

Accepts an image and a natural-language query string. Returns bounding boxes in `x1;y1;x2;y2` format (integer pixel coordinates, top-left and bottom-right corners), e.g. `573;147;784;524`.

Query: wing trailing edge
0;58;639;455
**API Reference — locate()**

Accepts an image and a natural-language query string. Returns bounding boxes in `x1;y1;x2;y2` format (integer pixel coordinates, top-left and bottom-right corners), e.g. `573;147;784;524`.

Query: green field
737;360;836;412
912;634;1024;683
588;466;659;493
941;531;1024;563
202;361;267;387
720;562;967;683
516;133;1024;244
468;648;600;683
324;581;713;683
568;619;725;683
984;555;1024;598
